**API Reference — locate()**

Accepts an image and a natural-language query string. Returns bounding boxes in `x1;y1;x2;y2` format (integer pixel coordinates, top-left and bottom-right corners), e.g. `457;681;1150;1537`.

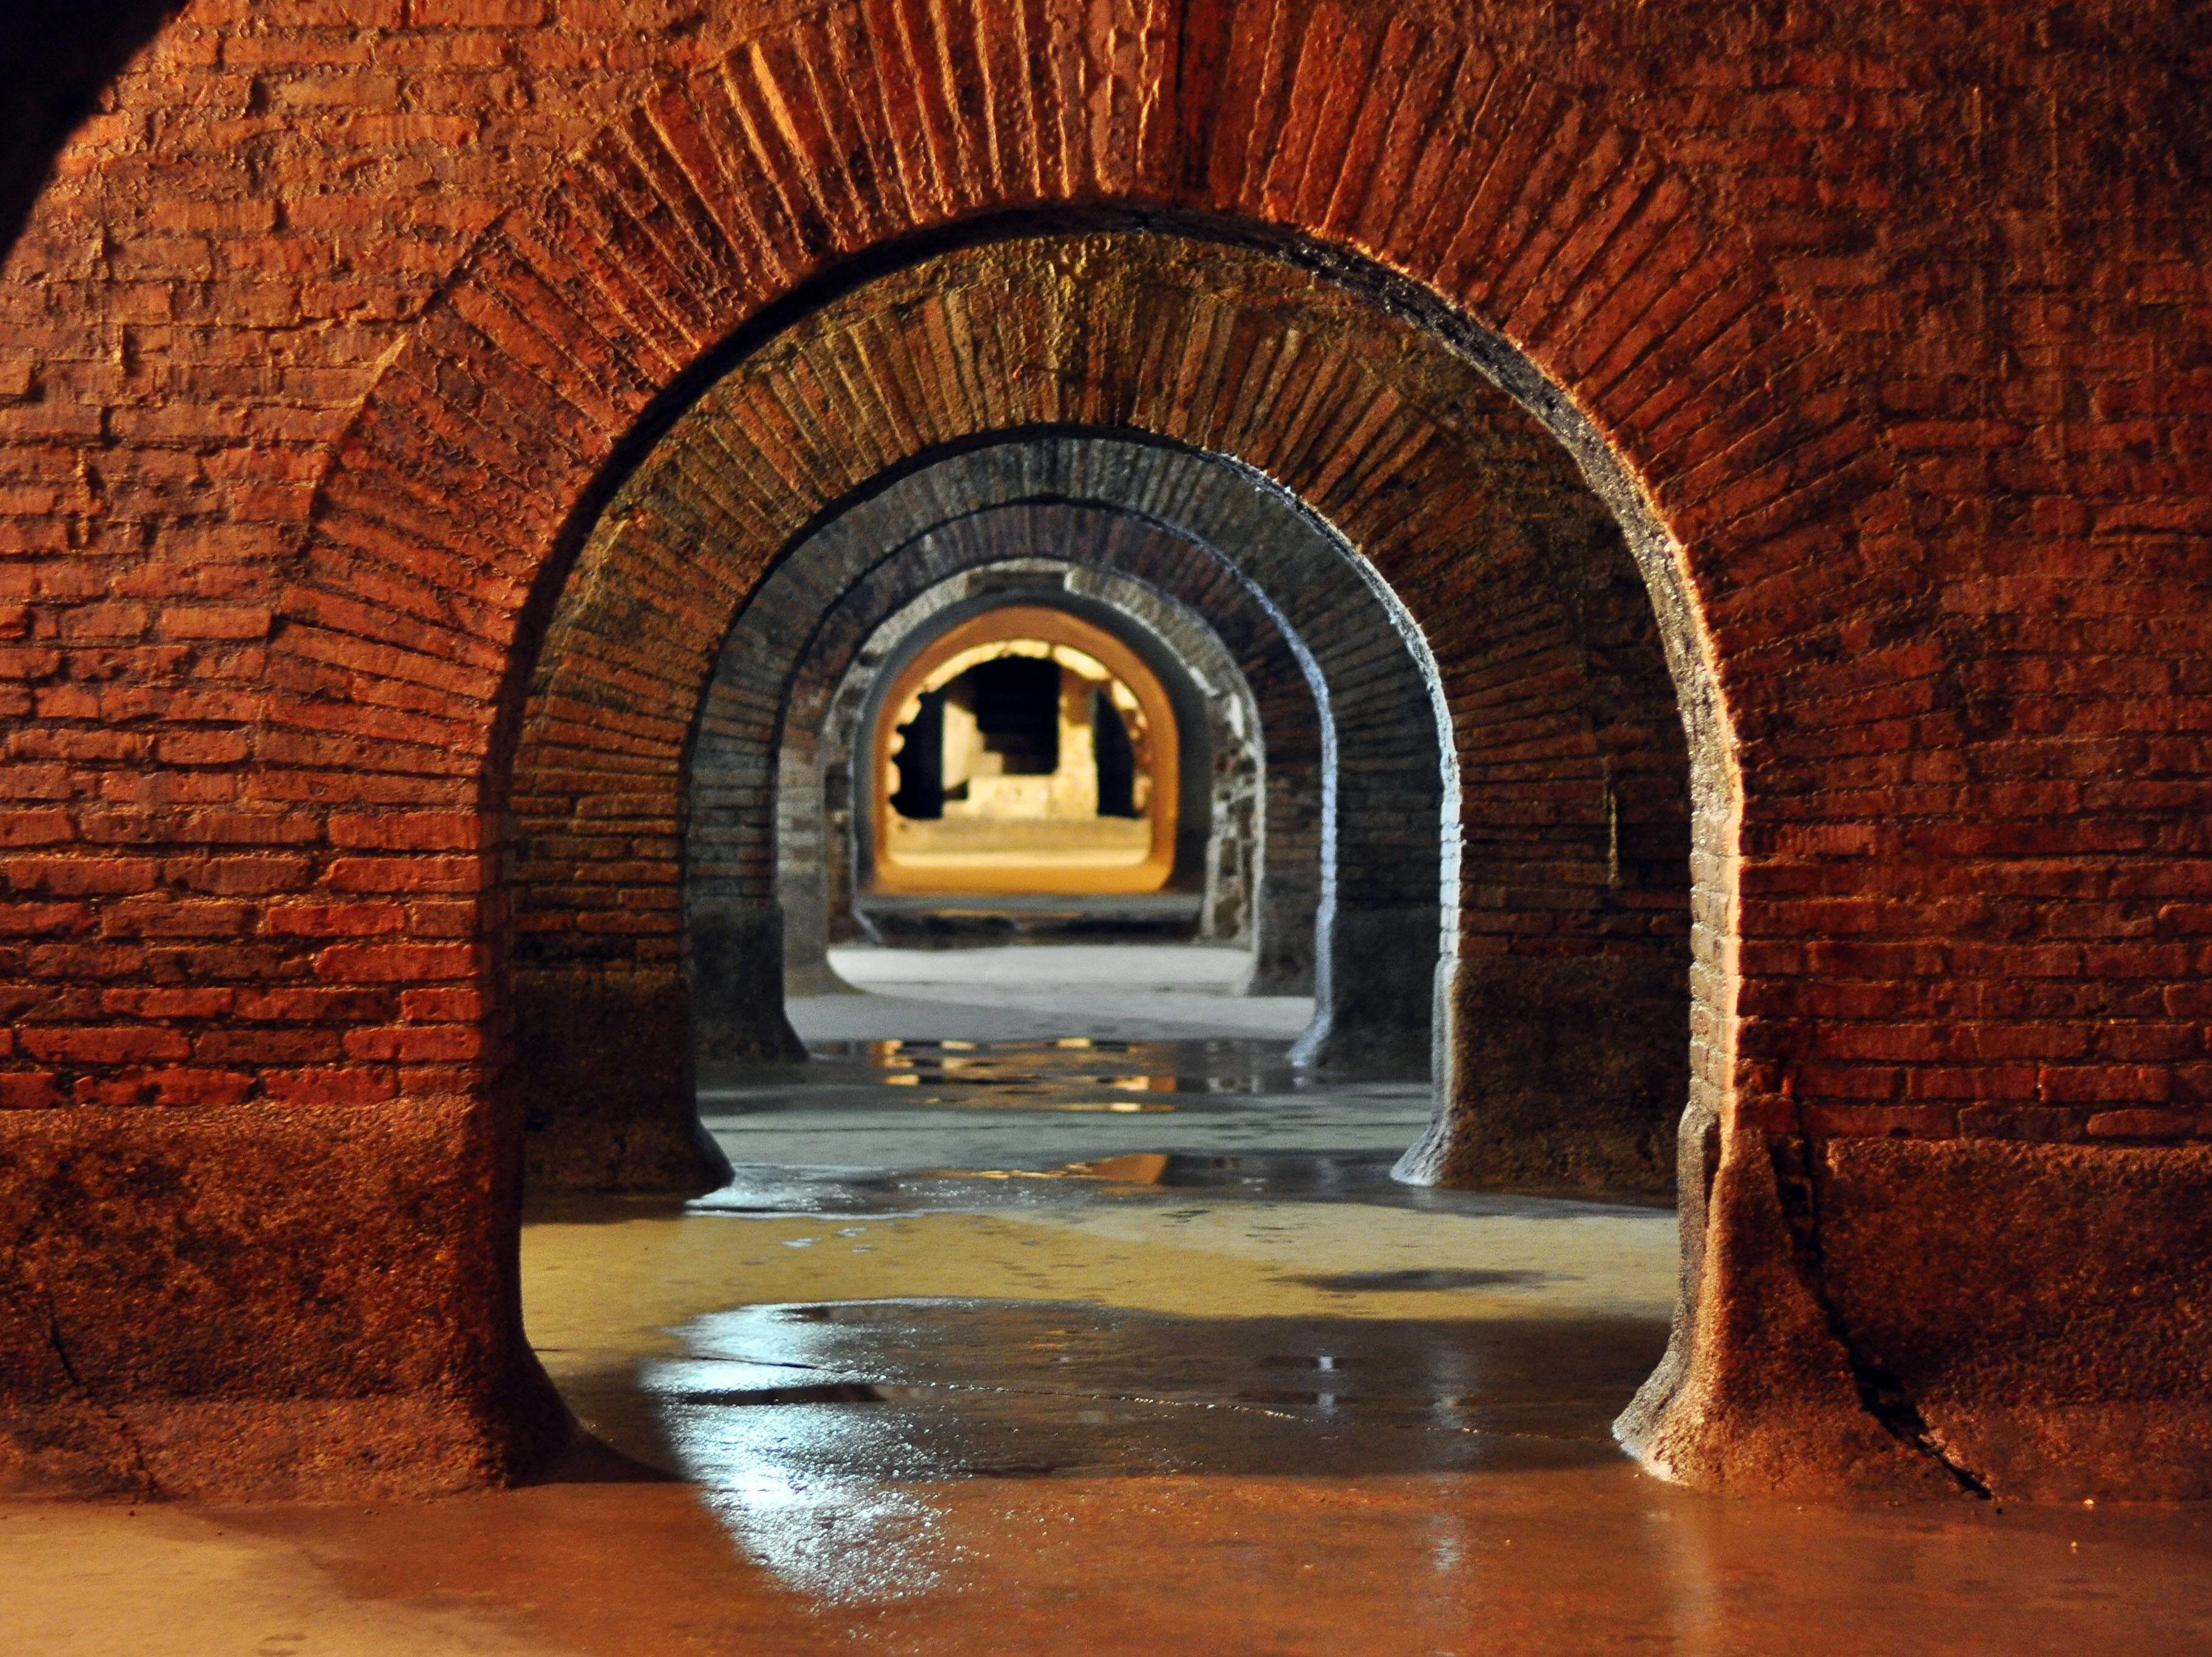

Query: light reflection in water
646;1335;956;1603
638;1297;1664;1604
683;1446;947;1603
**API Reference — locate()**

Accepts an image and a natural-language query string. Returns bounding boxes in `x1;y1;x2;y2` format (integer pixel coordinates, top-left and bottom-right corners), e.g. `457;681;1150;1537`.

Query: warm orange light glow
870;607;1180;896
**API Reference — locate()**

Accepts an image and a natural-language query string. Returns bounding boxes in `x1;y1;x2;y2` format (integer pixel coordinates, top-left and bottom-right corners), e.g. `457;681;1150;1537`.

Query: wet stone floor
14;944;2212;1653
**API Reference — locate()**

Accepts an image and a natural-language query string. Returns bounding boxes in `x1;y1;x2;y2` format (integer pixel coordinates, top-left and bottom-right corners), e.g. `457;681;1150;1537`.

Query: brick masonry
768;537;1272;973
511;408;1469;1185
682;537;1270;1046
0;0;2206;1501
686;499;1281;1045
516;253;1702;1165
681;442;1460;1043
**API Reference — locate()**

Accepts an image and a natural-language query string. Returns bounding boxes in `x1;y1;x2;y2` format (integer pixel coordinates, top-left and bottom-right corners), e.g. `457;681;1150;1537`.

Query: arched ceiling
515;230;1685;974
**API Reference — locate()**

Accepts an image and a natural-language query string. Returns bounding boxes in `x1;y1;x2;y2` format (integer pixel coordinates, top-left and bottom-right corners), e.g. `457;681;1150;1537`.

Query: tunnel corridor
6;2;2212;1652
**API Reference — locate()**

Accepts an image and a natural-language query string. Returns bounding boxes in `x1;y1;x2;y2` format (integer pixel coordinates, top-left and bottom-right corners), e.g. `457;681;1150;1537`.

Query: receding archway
682;448;1447;1085
523;426;1466;1191
793;551;1273;986
512;234;1693;1221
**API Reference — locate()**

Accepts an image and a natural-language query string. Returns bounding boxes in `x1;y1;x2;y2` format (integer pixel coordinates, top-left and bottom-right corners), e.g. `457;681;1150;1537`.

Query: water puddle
543;1012;1681;1614
700;1035;1316;1115
680;1151;1671;1220
649;1298;1665;1470
695;1034;1440;1175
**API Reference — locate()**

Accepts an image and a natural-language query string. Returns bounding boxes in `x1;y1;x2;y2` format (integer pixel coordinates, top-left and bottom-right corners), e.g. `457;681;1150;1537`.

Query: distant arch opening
867;605;1180;898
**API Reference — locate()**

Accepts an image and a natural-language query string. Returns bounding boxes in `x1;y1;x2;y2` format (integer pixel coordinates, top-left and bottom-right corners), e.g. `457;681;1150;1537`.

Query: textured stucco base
687;905;809;1066
0;1102;569;1499
1292;903;1438;1074
1398;953;1686;1194
0;1395;566;1502
1620;1135;2212;1501
1246;883;1319;995
513;969;734;1195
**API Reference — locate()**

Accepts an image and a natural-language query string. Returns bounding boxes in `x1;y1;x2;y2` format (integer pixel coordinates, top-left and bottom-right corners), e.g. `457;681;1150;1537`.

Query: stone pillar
1394;952;1686;1194
690;901;809;1061
1290;901;1437;1073
0;1098;571;1498
1244;770;1320;994
514;967;732;1195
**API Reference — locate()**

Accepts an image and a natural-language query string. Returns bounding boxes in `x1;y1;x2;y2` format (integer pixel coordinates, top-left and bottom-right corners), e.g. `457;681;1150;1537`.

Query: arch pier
2;4;2204;1513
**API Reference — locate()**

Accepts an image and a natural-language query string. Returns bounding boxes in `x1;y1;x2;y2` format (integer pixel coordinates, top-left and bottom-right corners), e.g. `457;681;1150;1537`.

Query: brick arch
673;442;1439;1079
273;7;1837;1229
15;1;1989;1502
799;550;1271;956
788;505;1315;994
273;12;1833;1192
278;0;1852;863
504;240;1712;1200
514;388;1455;1197
1;0;2204;1518
768;445;1695;1199
736;502;1304;981
669;478;1317;1090
667;476;1342;1063
273;59;1889;1469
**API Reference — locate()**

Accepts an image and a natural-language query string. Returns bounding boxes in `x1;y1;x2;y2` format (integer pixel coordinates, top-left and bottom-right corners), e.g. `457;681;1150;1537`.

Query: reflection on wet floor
14;947;2212;1654
654;1299;1661;1476
699;1034;1439;1170
706;1035;1315;1107
532;1041;1689;1621
644;1300;1665;1605
504;1123;2212;1653
532;975;2212;1649
535;1149;1682;1482
786;1035;1292;1095
677;1149;1667;1219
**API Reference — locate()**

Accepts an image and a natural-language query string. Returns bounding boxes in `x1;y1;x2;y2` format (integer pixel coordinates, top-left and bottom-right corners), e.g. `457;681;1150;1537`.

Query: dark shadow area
522;1429;685;1487
851;896;1205;943
885;687;948;818
1093;687;1139;816
0;2;179;257
1292;1268;1566;1293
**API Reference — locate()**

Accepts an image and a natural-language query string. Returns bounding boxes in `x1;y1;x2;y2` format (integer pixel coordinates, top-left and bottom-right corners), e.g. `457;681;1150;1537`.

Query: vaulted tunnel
796;544;1275;982
508;238;1697;1220
7;6;2209;1576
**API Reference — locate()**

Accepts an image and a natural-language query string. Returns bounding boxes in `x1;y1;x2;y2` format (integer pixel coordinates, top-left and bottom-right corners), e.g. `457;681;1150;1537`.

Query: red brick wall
2;0;2208;1498
8;0;2202;1143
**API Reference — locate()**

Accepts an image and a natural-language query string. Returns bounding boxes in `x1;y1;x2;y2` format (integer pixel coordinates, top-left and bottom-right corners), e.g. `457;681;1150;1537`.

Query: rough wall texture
0;0;2207;1500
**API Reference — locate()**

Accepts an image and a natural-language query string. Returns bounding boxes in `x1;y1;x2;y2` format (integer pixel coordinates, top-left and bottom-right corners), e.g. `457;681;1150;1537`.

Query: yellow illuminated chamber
870;606;1180;896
